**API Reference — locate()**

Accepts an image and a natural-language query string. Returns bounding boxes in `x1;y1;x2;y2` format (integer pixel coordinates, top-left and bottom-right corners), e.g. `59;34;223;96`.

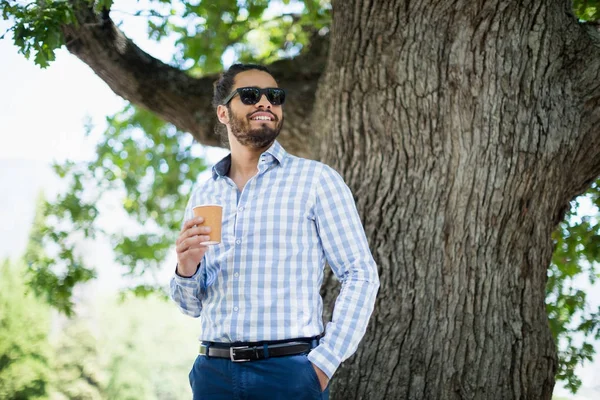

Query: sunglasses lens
235;87;285;105
239;88;261;105
267;89;285;105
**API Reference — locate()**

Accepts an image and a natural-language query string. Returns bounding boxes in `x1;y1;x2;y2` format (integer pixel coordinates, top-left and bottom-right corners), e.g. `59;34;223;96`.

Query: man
171;63;380;400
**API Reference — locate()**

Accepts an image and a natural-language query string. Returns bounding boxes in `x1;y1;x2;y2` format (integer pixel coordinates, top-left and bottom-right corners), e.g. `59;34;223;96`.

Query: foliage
97;294;198;400
23;192;96;316
574;0;600;21
0;0;76;68
0;258;198;399
23;104;207;308
49;319;105;400
0;259;53;400
157;0;331;73
48;293;198;400
547;182;600;393
1;0;331;70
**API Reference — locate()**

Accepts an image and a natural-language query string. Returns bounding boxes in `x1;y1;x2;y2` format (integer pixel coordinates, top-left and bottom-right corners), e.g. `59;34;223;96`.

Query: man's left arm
308;165;381;384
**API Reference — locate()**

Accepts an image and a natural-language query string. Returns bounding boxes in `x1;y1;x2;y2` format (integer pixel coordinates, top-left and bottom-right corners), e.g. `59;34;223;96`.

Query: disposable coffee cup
192;204;223;245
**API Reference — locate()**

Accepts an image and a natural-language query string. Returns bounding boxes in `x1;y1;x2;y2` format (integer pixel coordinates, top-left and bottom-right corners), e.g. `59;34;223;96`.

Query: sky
1;2;599;399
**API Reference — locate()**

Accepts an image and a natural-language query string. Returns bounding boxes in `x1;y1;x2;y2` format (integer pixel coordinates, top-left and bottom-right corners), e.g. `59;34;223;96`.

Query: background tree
0;258;53;400
96;294;198;400
49;319;105;400
47;294;198;400
3;0;600;398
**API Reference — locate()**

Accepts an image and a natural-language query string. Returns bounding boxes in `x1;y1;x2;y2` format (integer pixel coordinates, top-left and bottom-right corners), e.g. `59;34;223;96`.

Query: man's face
219;70;284;150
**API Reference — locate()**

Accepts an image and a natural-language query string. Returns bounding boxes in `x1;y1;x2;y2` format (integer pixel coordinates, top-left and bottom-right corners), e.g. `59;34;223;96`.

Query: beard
229;108;284;150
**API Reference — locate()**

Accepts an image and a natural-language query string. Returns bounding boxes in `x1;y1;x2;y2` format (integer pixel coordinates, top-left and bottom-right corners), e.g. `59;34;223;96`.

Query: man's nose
255;94;271;108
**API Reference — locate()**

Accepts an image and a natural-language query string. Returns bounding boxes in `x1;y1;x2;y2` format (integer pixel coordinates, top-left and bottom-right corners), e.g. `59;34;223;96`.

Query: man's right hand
175;217;212;277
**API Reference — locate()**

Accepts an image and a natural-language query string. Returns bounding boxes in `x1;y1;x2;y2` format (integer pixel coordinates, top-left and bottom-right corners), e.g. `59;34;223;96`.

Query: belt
199;338;318;362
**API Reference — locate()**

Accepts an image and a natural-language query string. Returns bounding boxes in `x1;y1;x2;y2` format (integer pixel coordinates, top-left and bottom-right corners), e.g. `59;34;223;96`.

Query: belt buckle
230;346;251;362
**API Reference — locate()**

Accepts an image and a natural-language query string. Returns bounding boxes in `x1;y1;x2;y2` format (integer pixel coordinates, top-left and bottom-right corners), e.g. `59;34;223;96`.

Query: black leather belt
199;339;317;362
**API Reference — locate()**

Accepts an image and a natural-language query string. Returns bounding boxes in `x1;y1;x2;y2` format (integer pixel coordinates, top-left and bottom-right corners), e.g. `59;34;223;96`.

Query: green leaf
1;0;74;67
574;0;600;21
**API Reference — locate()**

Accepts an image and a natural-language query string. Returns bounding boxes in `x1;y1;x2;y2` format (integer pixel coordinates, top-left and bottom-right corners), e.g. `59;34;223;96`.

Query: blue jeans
189;353;330;399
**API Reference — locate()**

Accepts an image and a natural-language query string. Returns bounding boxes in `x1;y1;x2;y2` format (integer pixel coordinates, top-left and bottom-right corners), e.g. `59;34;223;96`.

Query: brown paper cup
192;205;223;245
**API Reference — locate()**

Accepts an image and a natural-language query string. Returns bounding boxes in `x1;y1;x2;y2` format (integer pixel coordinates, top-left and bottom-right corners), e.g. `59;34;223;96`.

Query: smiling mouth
250;115;274;121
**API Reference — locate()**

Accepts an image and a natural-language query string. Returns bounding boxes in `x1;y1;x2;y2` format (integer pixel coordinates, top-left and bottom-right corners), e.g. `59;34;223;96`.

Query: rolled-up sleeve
170;263;205;317
307;165;380;379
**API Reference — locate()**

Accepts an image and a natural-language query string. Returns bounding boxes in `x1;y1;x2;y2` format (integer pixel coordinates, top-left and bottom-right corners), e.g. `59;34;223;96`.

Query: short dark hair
212;63;274;108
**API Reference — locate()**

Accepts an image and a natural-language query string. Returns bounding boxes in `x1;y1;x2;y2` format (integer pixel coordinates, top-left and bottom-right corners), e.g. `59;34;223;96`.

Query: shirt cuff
173;263;201;285
307;343;341;379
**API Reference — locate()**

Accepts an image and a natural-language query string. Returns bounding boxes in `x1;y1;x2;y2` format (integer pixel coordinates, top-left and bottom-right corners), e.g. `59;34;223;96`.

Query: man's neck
227;139;271;188
230;151;260;178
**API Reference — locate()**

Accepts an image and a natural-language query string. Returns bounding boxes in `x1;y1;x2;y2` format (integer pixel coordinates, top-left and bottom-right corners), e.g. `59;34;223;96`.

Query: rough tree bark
60;0;600;398
315;0;600;399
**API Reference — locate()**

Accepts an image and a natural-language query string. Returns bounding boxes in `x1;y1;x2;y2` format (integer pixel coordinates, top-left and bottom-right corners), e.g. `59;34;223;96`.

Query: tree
0;259;53;400
96;294;198;400
44;289;197;400
3;0;600;398
49;319;105;400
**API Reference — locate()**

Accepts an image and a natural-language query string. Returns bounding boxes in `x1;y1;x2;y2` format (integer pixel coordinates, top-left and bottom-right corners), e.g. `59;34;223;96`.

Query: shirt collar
262;140;287;165
211;140;287;179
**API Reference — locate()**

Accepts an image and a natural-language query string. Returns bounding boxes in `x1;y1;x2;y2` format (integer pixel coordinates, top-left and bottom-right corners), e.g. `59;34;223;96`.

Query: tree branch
60;1;327;158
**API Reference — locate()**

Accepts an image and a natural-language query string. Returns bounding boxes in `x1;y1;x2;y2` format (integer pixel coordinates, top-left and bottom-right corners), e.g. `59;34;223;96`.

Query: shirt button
234;272;239;278
236;239;242;245
238;206;244;212
233;306;239;312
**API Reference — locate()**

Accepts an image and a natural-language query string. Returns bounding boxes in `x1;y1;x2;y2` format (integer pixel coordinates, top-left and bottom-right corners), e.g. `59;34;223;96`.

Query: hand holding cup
175;205;223;278
175;217;212;277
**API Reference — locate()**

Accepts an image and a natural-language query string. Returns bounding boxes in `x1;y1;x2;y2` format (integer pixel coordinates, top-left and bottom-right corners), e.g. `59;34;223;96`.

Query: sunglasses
222;87;286;106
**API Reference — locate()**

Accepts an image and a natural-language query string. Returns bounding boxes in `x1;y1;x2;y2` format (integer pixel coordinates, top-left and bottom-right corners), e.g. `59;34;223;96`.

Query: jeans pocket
303;355;324;394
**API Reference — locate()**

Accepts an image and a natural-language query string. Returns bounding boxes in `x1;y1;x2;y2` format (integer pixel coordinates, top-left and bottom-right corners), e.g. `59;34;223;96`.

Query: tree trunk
315;0;599;398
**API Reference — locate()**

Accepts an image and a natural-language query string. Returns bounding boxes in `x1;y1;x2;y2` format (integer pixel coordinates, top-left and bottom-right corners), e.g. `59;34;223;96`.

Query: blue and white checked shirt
170;141;379;378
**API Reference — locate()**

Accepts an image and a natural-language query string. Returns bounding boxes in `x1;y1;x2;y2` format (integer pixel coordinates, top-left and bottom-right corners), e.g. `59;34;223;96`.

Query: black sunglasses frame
222;87;286;106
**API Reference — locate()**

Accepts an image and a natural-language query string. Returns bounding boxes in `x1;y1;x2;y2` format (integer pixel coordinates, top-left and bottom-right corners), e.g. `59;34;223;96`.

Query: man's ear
217;105;229;124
